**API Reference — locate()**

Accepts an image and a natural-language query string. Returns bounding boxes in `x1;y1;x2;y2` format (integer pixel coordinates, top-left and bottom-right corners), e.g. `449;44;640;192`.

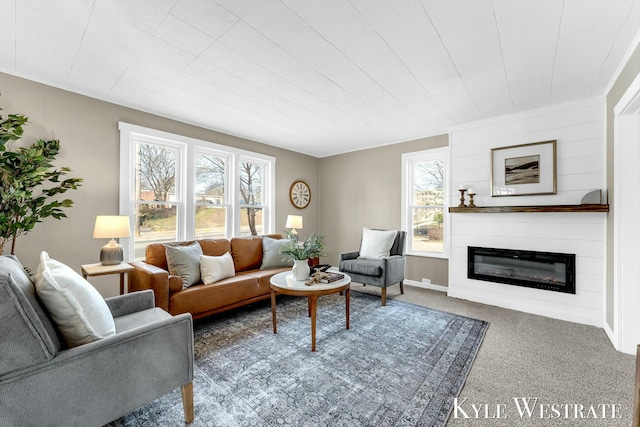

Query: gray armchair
0;255;194;426
339;230;406;306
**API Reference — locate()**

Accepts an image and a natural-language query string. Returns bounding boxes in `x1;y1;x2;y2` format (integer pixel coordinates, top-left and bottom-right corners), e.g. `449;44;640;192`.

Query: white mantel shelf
448;204;609;213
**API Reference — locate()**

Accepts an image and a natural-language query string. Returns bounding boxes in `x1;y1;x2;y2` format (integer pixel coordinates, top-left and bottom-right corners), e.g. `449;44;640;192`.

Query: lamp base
100;239;124;265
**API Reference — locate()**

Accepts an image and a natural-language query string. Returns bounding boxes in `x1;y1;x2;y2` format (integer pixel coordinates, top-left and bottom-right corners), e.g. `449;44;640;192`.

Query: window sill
406;251;448;259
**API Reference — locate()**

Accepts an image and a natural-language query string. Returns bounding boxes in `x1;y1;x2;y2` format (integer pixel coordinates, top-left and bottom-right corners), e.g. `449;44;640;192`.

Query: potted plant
280;232;326;280
0;103;82;255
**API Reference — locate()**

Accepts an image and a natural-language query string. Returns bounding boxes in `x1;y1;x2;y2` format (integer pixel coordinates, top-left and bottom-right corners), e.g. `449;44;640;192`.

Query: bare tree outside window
195;154;225;198
412;159;445;252
137;144;176;202
240;162;263;236
194;154;227;238
134;143;177;245
415;160;444;205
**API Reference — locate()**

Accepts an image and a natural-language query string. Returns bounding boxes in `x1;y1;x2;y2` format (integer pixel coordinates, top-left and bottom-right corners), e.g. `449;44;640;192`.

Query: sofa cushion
359;228;397;259
260;236;294;270
169;275;265;316
340;258;383;278
244;268;291;289
168;275;184;293
165;242;203;289
33;252;116;348
230;236;264;272
200;252;235;284
199;239;231;257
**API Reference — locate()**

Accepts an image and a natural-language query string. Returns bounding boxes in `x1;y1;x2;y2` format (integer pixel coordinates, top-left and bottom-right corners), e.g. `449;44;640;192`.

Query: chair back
0;255;63;376
362;229;406;256
390;231;406;256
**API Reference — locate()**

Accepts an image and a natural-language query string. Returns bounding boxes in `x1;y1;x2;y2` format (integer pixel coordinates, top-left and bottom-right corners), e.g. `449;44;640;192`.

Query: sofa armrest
129;261;170;311
339;251;359;263
105;289;155;318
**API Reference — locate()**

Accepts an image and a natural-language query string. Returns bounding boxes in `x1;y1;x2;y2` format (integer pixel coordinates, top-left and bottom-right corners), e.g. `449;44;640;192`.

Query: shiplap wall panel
449;98;606;326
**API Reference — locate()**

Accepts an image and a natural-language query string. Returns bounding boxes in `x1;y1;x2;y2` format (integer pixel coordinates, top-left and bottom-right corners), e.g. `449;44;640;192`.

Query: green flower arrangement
280;232;327;260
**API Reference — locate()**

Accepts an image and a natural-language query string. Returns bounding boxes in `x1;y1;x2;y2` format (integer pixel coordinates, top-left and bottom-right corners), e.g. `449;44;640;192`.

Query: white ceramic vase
292;259;310;281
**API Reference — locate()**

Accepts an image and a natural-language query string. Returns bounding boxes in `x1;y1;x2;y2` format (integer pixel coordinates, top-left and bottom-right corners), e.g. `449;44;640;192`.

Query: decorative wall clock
289;180;311;209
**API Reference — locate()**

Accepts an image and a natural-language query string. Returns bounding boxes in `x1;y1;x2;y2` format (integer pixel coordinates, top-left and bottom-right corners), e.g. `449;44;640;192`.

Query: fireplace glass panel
468;247;575;294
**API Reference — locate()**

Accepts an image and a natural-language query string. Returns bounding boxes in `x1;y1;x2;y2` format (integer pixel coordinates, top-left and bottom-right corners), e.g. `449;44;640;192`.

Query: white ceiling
1;0;639;157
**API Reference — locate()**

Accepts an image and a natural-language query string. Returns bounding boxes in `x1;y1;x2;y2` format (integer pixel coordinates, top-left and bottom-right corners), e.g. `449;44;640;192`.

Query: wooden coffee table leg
309;295;318;351
345;287;350;330
271;289;277;334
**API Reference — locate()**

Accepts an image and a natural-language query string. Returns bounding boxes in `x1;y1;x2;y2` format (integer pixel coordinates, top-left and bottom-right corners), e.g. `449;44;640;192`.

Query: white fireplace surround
448;98;606;327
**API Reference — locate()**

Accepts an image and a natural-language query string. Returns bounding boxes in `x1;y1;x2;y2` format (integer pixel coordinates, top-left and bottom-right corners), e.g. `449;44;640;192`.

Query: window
401;147;448;257
238;159;264;237
194;151;229;240
119;123;275;261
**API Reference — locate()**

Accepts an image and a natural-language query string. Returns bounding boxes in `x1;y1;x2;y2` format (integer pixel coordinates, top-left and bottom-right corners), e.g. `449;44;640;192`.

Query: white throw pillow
358;228;398;259
200;252;236;284
33;251;116;348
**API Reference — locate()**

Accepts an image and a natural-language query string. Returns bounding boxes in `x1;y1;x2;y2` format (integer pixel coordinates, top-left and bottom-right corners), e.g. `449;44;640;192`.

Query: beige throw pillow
200;252;235;284
33;251;116;348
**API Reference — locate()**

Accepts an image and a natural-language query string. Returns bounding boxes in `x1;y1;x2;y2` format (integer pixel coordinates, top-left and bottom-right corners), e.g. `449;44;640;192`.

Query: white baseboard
447;288;602;327
342;276;448;293
603;320;617;348
404;279;448;293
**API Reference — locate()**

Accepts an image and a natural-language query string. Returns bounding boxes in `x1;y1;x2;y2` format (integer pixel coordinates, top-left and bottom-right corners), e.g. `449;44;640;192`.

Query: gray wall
319;135;449;286
0;72;320;297
605;43;640;329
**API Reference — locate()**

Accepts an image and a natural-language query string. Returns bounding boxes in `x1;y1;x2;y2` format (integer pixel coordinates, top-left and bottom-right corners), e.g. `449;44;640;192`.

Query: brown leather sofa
129;234;290;319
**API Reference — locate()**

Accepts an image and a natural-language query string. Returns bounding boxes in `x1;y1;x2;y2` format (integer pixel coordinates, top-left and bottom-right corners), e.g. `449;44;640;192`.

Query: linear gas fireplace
468;246;576;294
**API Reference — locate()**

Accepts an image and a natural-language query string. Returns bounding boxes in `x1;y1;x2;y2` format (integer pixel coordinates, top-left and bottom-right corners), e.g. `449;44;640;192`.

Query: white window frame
119;122;276;261
401;147;449;258
235;154;272;237
193;148;232;237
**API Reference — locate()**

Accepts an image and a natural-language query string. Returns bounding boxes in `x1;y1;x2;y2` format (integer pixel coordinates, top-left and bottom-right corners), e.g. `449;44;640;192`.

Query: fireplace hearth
467;246;576;294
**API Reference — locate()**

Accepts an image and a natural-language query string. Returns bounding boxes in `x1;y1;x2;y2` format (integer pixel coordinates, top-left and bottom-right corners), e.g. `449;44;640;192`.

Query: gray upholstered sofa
339;230;406;305
0;255;194;426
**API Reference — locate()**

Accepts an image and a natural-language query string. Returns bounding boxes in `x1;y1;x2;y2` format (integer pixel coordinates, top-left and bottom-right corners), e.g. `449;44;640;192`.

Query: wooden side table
81;263;134;295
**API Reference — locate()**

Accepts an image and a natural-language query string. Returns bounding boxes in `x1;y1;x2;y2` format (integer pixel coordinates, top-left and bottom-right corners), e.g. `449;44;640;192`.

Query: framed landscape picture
490;140;556;197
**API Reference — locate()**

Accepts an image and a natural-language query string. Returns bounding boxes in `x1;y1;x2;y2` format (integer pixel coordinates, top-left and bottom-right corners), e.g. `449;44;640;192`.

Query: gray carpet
109;291;488;426
351;283;637;427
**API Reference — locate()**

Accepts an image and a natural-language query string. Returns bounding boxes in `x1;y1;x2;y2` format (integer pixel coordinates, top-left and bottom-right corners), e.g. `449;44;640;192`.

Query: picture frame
490;140;556;197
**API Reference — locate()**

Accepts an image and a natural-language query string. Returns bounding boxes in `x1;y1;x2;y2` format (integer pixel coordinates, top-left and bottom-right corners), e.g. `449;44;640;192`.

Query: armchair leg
381;287;386;306
399;281;404;294
181;382;194;424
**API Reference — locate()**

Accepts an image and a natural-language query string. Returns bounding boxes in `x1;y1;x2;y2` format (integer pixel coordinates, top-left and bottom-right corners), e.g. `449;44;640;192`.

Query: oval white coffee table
269;271;351;352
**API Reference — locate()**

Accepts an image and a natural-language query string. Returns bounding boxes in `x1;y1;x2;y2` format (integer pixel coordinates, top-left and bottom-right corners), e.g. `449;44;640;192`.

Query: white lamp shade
93;215;131;239
285;215;303;229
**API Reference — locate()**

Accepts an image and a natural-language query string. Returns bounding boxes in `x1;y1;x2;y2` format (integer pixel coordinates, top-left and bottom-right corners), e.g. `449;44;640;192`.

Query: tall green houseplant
0;104;82;255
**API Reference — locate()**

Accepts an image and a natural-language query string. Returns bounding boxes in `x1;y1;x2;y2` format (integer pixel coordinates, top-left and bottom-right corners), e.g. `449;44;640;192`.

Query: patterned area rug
108;291;488;427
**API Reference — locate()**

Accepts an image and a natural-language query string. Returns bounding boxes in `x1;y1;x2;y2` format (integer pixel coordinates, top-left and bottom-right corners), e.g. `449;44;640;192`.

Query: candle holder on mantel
467;192;477;208
458;189;467;207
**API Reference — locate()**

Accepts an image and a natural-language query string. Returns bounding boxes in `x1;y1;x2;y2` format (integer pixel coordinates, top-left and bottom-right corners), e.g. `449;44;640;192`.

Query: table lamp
285;215;303;237
93;215;131;265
